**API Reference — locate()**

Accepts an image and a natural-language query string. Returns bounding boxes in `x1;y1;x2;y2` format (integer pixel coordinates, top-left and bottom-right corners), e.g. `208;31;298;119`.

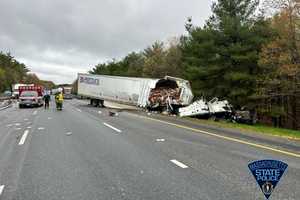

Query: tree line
88;0;299;130
0;52;55;93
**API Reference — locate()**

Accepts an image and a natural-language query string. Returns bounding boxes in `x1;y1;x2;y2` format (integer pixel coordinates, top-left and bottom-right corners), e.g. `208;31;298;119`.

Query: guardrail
0;96;12;101
0;97;13;111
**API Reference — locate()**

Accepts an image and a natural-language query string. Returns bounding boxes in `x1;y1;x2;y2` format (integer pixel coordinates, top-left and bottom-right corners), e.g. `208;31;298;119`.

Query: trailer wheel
99;100;104;107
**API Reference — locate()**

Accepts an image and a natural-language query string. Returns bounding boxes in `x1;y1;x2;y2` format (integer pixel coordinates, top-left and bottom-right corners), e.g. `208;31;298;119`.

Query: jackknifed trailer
77;73;194;112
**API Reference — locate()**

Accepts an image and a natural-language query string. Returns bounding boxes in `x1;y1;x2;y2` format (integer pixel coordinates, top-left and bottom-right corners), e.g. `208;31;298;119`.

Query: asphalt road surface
0;99;299;200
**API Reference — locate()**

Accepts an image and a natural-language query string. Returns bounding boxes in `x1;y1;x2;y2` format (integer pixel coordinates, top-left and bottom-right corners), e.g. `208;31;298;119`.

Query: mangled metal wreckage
178;97;232;118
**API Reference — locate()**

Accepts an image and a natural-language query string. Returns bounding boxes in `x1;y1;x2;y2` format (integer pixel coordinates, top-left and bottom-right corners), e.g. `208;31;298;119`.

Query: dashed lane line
0;185;4;196
76;108;82;112
170;160;189;169
103;122;122;133
18;130;29;145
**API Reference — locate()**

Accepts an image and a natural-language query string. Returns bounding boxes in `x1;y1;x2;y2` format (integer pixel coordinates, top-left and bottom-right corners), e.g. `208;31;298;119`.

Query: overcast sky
0;0;212;84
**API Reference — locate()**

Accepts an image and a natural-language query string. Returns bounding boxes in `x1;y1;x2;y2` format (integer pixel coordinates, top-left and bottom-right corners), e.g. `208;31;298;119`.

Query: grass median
186;118;300;140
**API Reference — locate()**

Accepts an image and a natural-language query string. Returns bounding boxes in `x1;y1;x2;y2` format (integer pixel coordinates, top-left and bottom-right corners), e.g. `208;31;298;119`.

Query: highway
0;99;299;200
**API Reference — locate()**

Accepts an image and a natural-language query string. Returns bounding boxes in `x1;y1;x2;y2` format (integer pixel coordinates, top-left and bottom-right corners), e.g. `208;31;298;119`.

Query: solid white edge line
170;159;189;169
0;185;4;195
18;130;29;145
0;105;11;111
103;122;122;133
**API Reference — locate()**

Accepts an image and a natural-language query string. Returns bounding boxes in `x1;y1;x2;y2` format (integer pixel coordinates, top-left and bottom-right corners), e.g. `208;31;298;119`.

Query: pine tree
182;0;272;106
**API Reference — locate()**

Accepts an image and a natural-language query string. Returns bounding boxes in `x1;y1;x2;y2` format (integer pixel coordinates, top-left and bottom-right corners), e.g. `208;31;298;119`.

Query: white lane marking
27;126;32;129
103;123;122;133
65;132;72;136
15;128;22;130
0;185;4;196
98;111;102;114
156;139;165;142
15;123;21;126
37;127;45;130
33;110;37;115
48;117;52;120
76;108;82;112
0;105;10;110
18;130;29;145
7;124;13;127
24;118;28;121
170;160;189;169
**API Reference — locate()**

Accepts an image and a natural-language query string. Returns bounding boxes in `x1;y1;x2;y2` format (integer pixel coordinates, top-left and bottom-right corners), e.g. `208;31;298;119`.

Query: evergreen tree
182;0;272;106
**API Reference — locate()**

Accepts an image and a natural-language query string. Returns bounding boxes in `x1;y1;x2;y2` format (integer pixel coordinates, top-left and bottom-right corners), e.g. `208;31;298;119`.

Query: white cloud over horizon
0;0;212;84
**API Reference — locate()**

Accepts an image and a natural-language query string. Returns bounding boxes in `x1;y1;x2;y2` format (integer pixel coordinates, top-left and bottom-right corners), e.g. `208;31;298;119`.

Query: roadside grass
186;118;300;140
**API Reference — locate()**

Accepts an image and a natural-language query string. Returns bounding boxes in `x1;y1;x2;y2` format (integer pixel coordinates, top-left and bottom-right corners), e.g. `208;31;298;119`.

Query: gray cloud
0;0;212;84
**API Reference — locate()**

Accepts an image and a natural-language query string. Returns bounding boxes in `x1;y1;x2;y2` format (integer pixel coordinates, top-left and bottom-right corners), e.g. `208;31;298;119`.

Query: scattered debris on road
108;111;119;117
65;132;72;136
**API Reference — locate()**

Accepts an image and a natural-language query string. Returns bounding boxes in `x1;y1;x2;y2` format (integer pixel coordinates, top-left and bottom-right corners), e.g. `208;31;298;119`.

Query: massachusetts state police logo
262;182;274;195
248;160;288;199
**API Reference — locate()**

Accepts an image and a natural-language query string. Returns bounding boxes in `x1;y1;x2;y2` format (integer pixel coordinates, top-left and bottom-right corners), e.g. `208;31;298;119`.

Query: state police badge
248;160;288;199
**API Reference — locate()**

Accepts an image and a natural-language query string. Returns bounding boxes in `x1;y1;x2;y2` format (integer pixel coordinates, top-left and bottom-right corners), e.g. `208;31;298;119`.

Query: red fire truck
19;85;44;108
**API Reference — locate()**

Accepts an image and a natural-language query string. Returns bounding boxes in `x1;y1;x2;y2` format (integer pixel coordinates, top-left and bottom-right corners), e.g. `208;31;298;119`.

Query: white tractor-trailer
77;73;194;111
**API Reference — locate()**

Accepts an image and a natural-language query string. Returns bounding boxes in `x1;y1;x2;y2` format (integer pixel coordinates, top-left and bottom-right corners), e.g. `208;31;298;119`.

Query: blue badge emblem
248;160;288;199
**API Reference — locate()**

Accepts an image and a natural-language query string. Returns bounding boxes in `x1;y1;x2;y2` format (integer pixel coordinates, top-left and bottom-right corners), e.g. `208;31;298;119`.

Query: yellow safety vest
58;93;64;101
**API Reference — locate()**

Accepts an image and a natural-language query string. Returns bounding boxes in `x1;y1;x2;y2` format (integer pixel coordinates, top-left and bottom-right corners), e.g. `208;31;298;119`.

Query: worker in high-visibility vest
55;88;64;110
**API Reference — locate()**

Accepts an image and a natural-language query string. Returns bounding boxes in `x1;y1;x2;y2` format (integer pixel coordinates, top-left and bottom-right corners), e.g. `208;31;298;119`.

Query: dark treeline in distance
0;52;55;92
